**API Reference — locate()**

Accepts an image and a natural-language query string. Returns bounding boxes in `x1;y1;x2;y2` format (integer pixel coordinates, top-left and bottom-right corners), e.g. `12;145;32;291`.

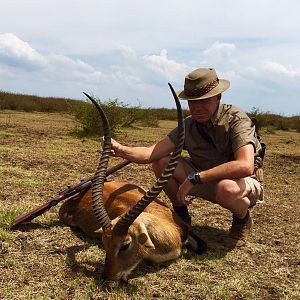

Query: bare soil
0;110;299;300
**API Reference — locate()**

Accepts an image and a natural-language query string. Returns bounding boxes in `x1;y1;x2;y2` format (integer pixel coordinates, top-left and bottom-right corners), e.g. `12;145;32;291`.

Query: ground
0;110;299;300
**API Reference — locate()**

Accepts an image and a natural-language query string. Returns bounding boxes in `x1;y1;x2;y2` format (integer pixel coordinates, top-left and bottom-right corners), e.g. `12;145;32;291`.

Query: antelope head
84;84;185;281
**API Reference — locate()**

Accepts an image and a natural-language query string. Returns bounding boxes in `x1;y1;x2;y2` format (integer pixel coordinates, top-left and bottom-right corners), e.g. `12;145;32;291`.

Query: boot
173;205;191;225
186;229;207;254
229;211;253;247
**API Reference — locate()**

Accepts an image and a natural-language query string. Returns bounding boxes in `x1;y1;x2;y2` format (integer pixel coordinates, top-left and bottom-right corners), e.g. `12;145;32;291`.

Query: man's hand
101;137;125;158
110;138;125;157
177;178;194;206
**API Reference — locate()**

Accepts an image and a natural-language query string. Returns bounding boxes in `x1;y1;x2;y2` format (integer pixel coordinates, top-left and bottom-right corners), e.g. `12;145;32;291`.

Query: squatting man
110;68;263;247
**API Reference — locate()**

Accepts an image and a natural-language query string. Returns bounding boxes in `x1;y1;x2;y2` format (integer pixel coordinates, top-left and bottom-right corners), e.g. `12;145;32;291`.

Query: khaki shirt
168;103;261;171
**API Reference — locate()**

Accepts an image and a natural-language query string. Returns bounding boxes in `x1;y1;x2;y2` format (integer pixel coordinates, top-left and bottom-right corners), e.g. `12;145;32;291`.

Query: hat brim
177;79;230;100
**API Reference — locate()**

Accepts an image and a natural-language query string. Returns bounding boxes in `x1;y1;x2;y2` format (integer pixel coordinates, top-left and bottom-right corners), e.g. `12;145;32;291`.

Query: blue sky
0;0;299;115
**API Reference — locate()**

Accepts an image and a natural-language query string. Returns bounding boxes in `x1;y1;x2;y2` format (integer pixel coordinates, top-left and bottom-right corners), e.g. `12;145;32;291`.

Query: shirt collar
210;103;223;126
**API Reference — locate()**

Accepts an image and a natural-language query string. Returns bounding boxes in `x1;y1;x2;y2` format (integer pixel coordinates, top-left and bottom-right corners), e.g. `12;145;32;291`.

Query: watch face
188;171;197;184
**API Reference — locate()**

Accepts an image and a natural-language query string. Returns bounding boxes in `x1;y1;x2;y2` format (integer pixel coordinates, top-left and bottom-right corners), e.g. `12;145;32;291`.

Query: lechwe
59;84;206;282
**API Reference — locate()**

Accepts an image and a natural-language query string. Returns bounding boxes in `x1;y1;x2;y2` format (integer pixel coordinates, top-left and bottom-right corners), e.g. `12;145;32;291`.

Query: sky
0;0;300;115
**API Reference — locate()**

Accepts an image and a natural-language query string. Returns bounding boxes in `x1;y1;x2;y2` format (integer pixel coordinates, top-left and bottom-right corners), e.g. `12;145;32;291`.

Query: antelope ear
136;222;155;249
94;227;103;235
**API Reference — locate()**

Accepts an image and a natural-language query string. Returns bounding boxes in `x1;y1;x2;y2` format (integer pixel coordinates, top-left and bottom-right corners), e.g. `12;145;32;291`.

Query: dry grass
0;110;299;300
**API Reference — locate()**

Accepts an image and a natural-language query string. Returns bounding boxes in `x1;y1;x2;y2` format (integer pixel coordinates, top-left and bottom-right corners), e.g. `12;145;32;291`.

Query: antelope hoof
186;230;207;254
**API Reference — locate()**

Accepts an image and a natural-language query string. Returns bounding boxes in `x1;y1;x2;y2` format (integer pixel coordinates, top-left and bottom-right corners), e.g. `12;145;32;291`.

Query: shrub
73;97;160;137
276;119;289;131
265;126;276;134
149;108;190;120
289;116;300;132
247;107;299;132
0;91;79;113
134;108;158;127
2;91;299;134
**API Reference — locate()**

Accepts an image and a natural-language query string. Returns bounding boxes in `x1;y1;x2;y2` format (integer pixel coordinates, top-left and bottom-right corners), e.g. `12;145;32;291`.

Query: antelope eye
119;241;131;253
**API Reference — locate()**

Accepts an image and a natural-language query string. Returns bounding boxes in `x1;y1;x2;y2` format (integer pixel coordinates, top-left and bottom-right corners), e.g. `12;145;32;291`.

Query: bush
136;109;159;127
73;97;160;137
2;91;299;134
147;108;190;120
276;119;289;131
0;91;79;113
289;116;300;132
248;107;299;132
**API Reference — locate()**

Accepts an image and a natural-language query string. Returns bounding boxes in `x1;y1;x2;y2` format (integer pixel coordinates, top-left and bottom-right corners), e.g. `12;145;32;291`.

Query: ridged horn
113;83;185;236
83;92;112;230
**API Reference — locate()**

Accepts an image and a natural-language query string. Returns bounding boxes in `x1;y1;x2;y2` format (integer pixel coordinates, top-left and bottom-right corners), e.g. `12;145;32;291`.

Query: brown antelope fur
58;88;190;282
59;180;189;281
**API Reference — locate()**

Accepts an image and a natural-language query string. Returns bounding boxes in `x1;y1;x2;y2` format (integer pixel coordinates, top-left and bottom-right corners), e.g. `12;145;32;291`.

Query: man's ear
136;222;155;249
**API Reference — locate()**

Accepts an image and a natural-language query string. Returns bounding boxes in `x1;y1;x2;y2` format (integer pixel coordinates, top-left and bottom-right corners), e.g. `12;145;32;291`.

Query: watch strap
188;171;202;185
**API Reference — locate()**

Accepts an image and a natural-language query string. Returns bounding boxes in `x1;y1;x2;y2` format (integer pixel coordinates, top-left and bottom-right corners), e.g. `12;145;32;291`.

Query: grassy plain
0;110;299;300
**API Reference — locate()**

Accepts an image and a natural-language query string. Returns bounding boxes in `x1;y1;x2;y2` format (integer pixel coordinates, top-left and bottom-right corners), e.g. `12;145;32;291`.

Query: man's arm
177;144;255;204
199;143;255;183
110;136;175;164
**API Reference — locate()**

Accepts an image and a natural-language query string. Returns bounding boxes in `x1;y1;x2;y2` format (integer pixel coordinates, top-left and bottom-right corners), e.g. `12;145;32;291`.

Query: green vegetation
0;90;79;113
72;97;160;137
248;107;300;133
1;91;299;137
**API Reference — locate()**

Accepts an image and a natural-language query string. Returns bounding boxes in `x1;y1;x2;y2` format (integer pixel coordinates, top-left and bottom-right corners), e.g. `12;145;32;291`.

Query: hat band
184;78;219;97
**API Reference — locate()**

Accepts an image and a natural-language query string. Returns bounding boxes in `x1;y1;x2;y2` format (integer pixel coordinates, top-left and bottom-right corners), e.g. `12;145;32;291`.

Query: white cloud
143;49;188;82
0;34;110;86
1;0;300;115
45;54;108;84
262;61;300;78
202;42;237;68
115;45;138;61
1;34;299;113
203;42;236;59
0;33;46;69
49;54;94;73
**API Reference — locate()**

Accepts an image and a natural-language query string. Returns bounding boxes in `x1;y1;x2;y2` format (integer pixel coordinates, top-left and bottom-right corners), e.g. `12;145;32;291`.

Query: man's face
188;95;221;123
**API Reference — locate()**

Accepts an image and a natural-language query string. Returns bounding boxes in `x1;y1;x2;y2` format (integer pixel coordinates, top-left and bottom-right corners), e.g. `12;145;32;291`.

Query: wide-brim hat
177;68;230;100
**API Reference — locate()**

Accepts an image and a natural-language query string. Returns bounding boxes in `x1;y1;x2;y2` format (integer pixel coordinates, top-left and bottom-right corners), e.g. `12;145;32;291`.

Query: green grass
0;166;42;186
0;211;19;228
0;228;15;242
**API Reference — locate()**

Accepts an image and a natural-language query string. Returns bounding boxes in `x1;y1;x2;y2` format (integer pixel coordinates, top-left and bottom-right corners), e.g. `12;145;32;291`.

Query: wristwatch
188;171;202;185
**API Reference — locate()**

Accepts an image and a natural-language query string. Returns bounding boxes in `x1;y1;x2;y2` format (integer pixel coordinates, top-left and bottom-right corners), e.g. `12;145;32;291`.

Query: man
110;68;263;247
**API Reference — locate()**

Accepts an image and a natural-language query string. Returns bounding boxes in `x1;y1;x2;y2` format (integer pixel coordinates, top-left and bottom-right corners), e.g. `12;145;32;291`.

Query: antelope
59;85;205;282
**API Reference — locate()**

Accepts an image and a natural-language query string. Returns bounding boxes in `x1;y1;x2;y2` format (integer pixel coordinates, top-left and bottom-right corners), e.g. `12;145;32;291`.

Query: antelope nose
102;271;109;280
102;271;120;282
121;274;128;283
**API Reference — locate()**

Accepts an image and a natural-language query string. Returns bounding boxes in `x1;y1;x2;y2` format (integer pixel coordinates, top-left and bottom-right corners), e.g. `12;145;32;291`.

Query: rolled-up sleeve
229;113;259;153
167;127;179;145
